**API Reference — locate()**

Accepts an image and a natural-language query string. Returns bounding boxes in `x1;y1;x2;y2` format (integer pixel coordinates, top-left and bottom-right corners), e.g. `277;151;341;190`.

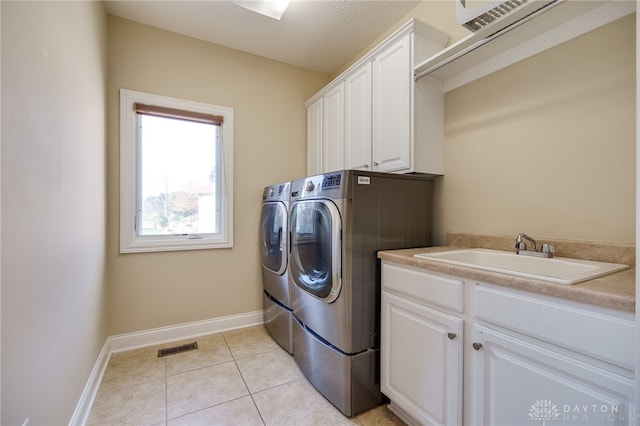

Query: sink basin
414;248;629;285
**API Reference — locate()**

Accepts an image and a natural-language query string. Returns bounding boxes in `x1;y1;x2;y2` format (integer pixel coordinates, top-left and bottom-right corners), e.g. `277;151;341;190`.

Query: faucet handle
542;244;555;254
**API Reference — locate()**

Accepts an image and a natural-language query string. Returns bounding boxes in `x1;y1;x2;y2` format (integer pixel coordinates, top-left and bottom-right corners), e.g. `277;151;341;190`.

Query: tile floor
87;325;406;425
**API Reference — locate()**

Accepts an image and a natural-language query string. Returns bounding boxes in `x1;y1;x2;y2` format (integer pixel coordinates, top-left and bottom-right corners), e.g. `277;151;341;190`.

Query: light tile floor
87;325;406;426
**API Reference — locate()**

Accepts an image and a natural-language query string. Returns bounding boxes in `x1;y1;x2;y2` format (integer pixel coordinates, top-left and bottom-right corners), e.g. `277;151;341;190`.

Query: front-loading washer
260;181;293;354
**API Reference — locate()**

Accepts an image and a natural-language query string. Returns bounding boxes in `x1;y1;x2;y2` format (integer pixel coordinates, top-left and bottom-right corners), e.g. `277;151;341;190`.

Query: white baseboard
69;310;264;425
109;310;264;353
69;339;112;426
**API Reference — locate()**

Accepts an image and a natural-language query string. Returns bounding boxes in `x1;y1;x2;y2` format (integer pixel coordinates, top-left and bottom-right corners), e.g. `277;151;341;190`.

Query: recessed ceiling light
233;0;291;20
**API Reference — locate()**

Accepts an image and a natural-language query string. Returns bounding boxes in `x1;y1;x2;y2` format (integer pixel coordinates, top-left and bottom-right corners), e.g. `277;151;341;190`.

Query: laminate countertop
378;246;635;313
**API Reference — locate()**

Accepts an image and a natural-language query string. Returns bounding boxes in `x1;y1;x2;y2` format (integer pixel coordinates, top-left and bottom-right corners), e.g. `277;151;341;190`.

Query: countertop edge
378;247;635;313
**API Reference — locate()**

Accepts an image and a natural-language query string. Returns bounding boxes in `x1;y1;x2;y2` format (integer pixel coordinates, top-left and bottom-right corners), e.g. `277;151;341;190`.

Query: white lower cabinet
381;291;463;426
381;263;464;426
380;261;636;426
469;284;635;426
469;323;635;426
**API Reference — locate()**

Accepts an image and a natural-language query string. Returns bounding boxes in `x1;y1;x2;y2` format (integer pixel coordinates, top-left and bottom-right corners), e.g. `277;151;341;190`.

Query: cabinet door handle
447;332;457;340
373;161;379;167
363;164;369;169
472;342;483;351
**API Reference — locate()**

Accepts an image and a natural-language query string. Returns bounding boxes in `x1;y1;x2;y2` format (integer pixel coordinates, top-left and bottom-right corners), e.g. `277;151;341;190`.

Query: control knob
305;181;315;192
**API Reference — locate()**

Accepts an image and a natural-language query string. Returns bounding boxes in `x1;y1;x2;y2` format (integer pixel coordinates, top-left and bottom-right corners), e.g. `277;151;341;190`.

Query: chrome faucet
515;233;536;251
515;233;554;258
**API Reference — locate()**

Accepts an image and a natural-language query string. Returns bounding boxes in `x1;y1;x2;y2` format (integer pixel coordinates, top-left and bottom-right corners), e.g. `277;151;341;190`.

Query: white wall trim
69;310;264;425
635;0;639;415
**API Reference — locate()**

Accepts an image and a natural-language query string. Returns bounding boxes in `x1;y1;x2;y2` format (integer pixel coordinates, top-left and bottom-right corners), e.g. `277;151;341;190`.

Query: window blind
134;103;224;125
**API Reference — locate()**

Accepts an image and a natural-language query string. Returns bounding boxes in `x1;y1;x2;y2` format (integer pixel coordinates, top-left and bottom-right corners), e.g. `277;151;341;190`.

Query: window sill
120;235;233;254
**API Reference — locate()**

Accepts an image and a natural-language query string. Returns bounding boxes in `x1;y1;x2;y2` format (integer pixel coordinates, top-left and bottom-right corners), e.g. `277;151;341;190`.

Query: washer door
289;199;342;303
260;201;287;275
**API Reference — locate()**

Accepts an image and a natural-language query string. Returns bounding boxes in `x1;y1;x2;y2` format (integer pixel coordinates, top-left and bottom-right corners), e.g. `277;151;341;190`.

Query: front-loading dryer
260;181;293;354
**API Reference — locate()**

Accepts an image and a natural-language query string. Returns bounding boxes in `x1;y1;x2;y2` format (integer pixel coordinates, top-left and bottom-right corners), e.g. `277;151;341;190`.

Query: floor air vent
157;342;198;357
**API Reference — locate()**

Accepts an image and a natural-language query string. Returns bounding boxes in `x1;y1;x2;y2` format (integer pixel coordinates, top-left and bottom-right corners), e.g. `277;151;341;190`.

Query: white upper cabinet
306;97;323;176
306;19;449;176
307;82;344;175
322;83;344;173
372;34;412;172
344;62;372;171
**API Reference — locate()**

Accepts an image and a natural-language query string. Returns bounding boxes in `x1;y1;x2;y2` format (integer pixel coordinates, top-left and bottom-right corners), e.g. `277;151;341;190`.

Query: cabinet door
372;34;411;173
322;83;344;173
306;98;323;176
469;324;635;426
381;291;463;426
344;63;372;171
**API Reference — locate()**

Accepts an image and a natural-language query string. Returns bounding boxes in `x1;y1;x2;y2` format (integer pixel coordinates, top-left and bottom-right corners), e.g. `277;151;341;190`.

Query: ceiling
104;0;422;75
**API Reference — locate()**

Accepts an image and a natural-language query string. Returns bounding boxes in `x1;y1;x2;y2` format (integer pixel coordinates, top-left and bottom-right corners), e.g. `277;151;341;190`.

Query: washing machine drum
289;200;342;303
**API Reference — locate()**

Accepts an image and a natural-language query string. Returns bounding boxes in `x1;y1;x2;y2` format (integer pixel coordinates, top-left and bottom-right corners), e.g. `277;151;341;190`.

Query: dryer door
289;199;342;303
260;201;287;275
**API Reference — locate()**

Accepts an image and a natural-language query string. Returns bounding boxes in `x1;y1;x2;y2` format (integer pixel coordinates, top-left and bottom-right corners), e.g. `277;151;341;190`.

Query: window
120;89;233;253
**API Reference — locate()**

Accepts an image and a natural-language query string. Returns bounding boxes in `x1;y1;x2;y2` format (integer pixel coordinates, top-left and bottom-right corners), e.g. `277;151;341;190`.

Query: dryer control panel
292;170;347;200
321;173;342;190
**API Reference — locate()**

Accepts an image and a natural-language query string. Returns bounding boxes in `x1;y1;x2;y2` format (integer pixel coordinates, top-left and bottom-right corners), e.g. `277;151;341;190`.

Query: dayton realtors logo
529;399;560;425
529;399;625;425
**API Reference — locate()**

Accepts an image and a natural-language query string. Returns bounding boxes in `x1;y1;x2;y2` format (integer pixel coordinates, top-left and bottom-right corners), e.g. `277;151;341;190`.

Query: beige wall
107;7;635;339
0;2;633;422
340;5;635;246
107;17;329;335
1;2;108;424
332;1;471;79
436;14;635;245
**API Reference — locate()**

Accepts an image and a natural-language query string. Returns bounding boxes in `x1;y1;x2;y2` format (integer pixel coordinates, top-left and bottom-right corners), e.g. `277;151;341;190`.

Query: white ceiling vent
456;0;558;32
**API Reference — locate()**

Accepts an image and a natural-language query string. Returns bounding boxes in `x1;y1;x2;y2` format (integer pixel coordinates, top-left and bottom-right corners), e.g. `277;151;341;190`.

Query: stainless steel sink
414;248;629;285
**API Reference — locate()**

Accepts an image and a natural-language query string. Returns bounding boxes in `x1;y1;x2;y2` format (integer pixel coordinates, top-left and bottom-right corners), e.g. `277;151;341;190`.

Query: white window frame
120;88;233;253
